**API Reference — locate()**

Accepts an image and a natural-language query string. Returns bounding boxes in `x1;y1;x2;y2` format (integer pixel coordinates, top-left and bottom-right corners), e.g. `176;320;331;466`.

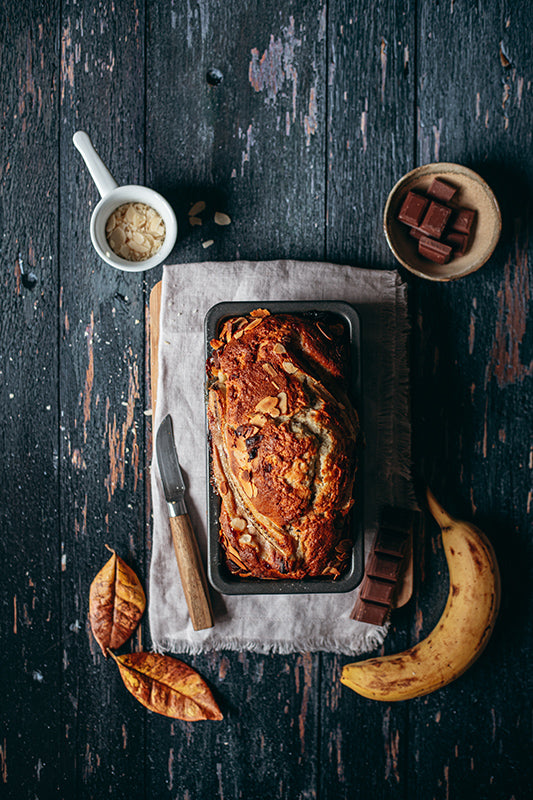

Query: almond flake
255;396;279;414
282;361;298;374
273;343;286;354
241;479;254;498
188;201;206;216
214;211;231;226
238;533;252;545
249;413;267;426
210;338;223;350
244;318;263;332
262;363;277;377
277;391;288;414
250;308;270;318
202;239;214;249
189;216;202;226
230;517;246;531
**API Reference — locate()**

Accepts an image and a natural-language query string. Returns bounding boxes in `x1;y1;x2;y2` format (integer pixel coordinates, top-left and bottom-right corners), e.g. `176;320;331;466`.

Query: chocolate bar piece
409;227;425;241
398;191;428;227
419;201;452;238
451;207;476;235
427;177;457;202
350;598;389;626
366;551;403;582
419;235;452;265
350;506;417;625
446;231;469;255
359;575;396;605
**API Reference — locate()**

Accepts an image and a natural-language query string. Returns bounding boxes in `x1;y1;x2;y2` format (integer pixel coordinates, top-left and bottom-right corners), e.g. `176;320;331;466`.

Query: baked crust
207;309;360;580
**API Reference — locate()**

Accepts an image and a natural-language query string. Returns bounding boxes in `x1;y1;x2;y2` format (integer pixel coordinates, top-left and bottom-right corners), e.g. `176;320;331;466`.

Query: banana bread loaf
207;308;360;580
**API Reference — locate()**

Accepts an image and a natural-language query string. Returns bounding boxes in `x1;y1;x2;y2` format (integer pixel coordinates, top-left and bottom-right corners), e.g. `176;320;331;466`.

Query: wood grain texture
410;2;533;799
0;3;62;797
58;0;148;796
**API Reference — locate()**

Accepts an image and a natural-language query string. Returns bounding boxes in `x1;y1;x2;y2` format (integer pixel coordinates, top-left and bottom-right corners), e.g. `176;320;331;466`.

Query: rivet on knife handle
169;513;214;631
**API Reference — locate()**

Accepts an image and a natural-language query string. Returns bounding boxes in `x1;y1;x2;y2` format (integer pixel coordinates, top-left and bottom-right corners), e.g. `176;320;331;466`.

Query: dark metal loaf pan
204;300;363;595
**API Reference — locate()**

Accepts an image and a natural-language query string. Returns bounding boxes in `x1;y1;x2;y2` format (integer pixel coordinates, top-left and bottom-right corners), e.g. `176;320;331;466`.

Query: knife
156;413;214;631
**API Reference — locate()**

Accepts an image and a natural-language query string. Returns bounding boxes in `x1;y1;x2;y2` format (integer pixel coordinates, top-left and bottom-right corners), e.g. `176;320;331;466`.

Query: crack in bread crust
207;310;360;580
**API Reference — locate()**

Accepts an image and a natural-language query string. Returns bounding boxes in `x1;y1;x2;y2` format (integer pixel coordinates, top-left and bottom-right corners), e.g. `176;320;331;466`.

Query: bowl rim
383;162;502;281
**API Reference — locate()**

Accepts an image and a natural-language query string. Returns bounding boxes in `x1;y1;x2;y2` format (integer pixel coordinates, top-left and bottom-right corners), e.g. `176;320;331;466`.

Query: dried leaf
89;547;146;656
109;651;223;721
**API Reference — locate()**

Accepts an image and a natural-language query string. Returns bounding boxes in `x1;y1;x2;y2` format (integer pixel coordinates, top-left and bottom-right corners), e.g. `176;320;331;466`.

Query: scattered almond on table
214;211;231;226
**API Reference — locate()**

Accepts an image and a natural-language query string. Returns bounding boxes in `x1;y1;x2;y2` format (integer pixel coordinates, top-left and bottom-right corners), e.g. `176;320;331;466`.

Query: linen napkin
149;260;414;655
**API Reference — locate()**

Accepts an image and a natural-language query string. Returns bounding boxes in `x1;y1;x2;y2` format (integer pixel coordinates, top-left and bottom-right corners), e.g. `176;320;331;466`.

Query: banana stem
426;487;454;529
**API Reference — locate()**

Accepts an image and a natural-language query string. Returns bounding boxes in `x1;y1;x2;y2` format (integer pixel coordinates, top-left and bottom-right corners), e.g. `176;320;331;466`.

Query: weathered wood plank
144;1;327;797
0;2;62;797
146;0;327;264
326;0;416;269
58;1;148;796
410;1;533;798
321;1;415;797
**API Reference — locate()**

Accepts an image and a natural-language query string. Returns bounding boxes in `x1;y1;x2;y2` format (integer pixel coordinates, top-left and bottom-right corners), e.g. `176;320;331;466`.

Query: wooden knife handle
169;514;214;631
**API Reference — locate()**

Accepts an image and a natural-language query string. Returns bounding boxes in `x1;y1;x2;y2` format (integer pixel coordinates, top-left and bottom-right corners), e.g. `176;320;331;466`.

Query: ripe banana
341;488;501;701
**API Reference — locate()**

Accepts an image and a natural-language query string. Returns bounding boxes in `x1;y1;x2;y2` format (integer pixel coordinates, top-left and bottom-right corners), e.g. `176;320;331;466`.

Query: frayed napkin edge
149;623;388;657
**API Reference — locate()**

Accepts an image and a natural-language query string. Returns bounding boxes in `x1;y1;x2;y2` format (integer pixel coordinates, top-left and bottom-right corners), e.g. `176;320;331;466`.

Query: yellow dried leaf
109;652;223;721
89;548;146;656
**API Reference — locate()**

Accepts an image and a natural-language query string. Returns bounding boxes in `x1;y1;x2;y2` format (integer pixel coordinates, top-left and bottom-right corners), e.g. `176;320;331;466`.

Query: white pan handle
73;131;118;198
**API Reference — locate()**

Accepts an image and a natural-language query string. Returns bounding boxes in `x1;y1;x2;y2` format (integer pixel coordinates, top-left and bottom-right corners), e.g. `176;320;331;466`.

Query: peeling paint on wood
487;251;533;387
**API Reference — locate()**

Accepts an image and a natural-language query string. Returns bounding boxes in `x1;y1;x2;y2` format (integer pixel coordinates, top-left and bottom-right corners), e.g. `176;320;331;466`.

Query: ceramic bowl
383;162;501;281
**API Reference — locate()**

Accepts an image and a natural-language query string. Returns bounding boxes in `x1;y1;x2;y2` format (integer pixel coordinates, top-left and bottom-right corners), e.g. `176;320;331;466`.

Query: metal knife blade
156;413;187;517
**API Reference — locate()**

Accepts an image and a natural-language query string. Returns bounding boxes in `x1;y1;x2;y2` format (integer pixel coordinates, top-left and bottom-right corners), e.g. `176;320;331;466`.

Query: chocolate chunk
398;191;429;227
445;231;469;255
418;236;453;265
360;575;396;605
350;597;389;625
427;177;457;202
419;201;452;239
451;207;476;235
366;551;403;582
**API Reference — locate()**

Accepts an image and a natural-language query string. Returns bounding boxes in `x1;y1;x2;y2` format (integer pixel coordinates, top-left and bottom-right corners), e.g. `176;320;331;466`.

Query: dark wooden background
1;1;532;798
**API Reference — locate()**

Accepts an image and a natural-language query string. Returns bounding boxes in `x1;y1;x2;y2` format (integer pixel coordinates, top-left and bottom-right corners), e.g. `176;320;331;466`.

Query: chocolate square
446;231;469;255
366;551;403;582
350;598;389;625
427;177;457;202
359;575;396;605
419;236;452;264
398;191;429;227
451;207;476;235
419;201;452;239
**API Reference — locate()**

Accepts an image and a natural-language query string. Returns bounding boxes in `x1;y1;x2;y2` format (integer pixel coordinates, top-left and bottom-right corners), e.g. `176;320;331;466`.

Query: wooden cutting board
149;281;414;607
